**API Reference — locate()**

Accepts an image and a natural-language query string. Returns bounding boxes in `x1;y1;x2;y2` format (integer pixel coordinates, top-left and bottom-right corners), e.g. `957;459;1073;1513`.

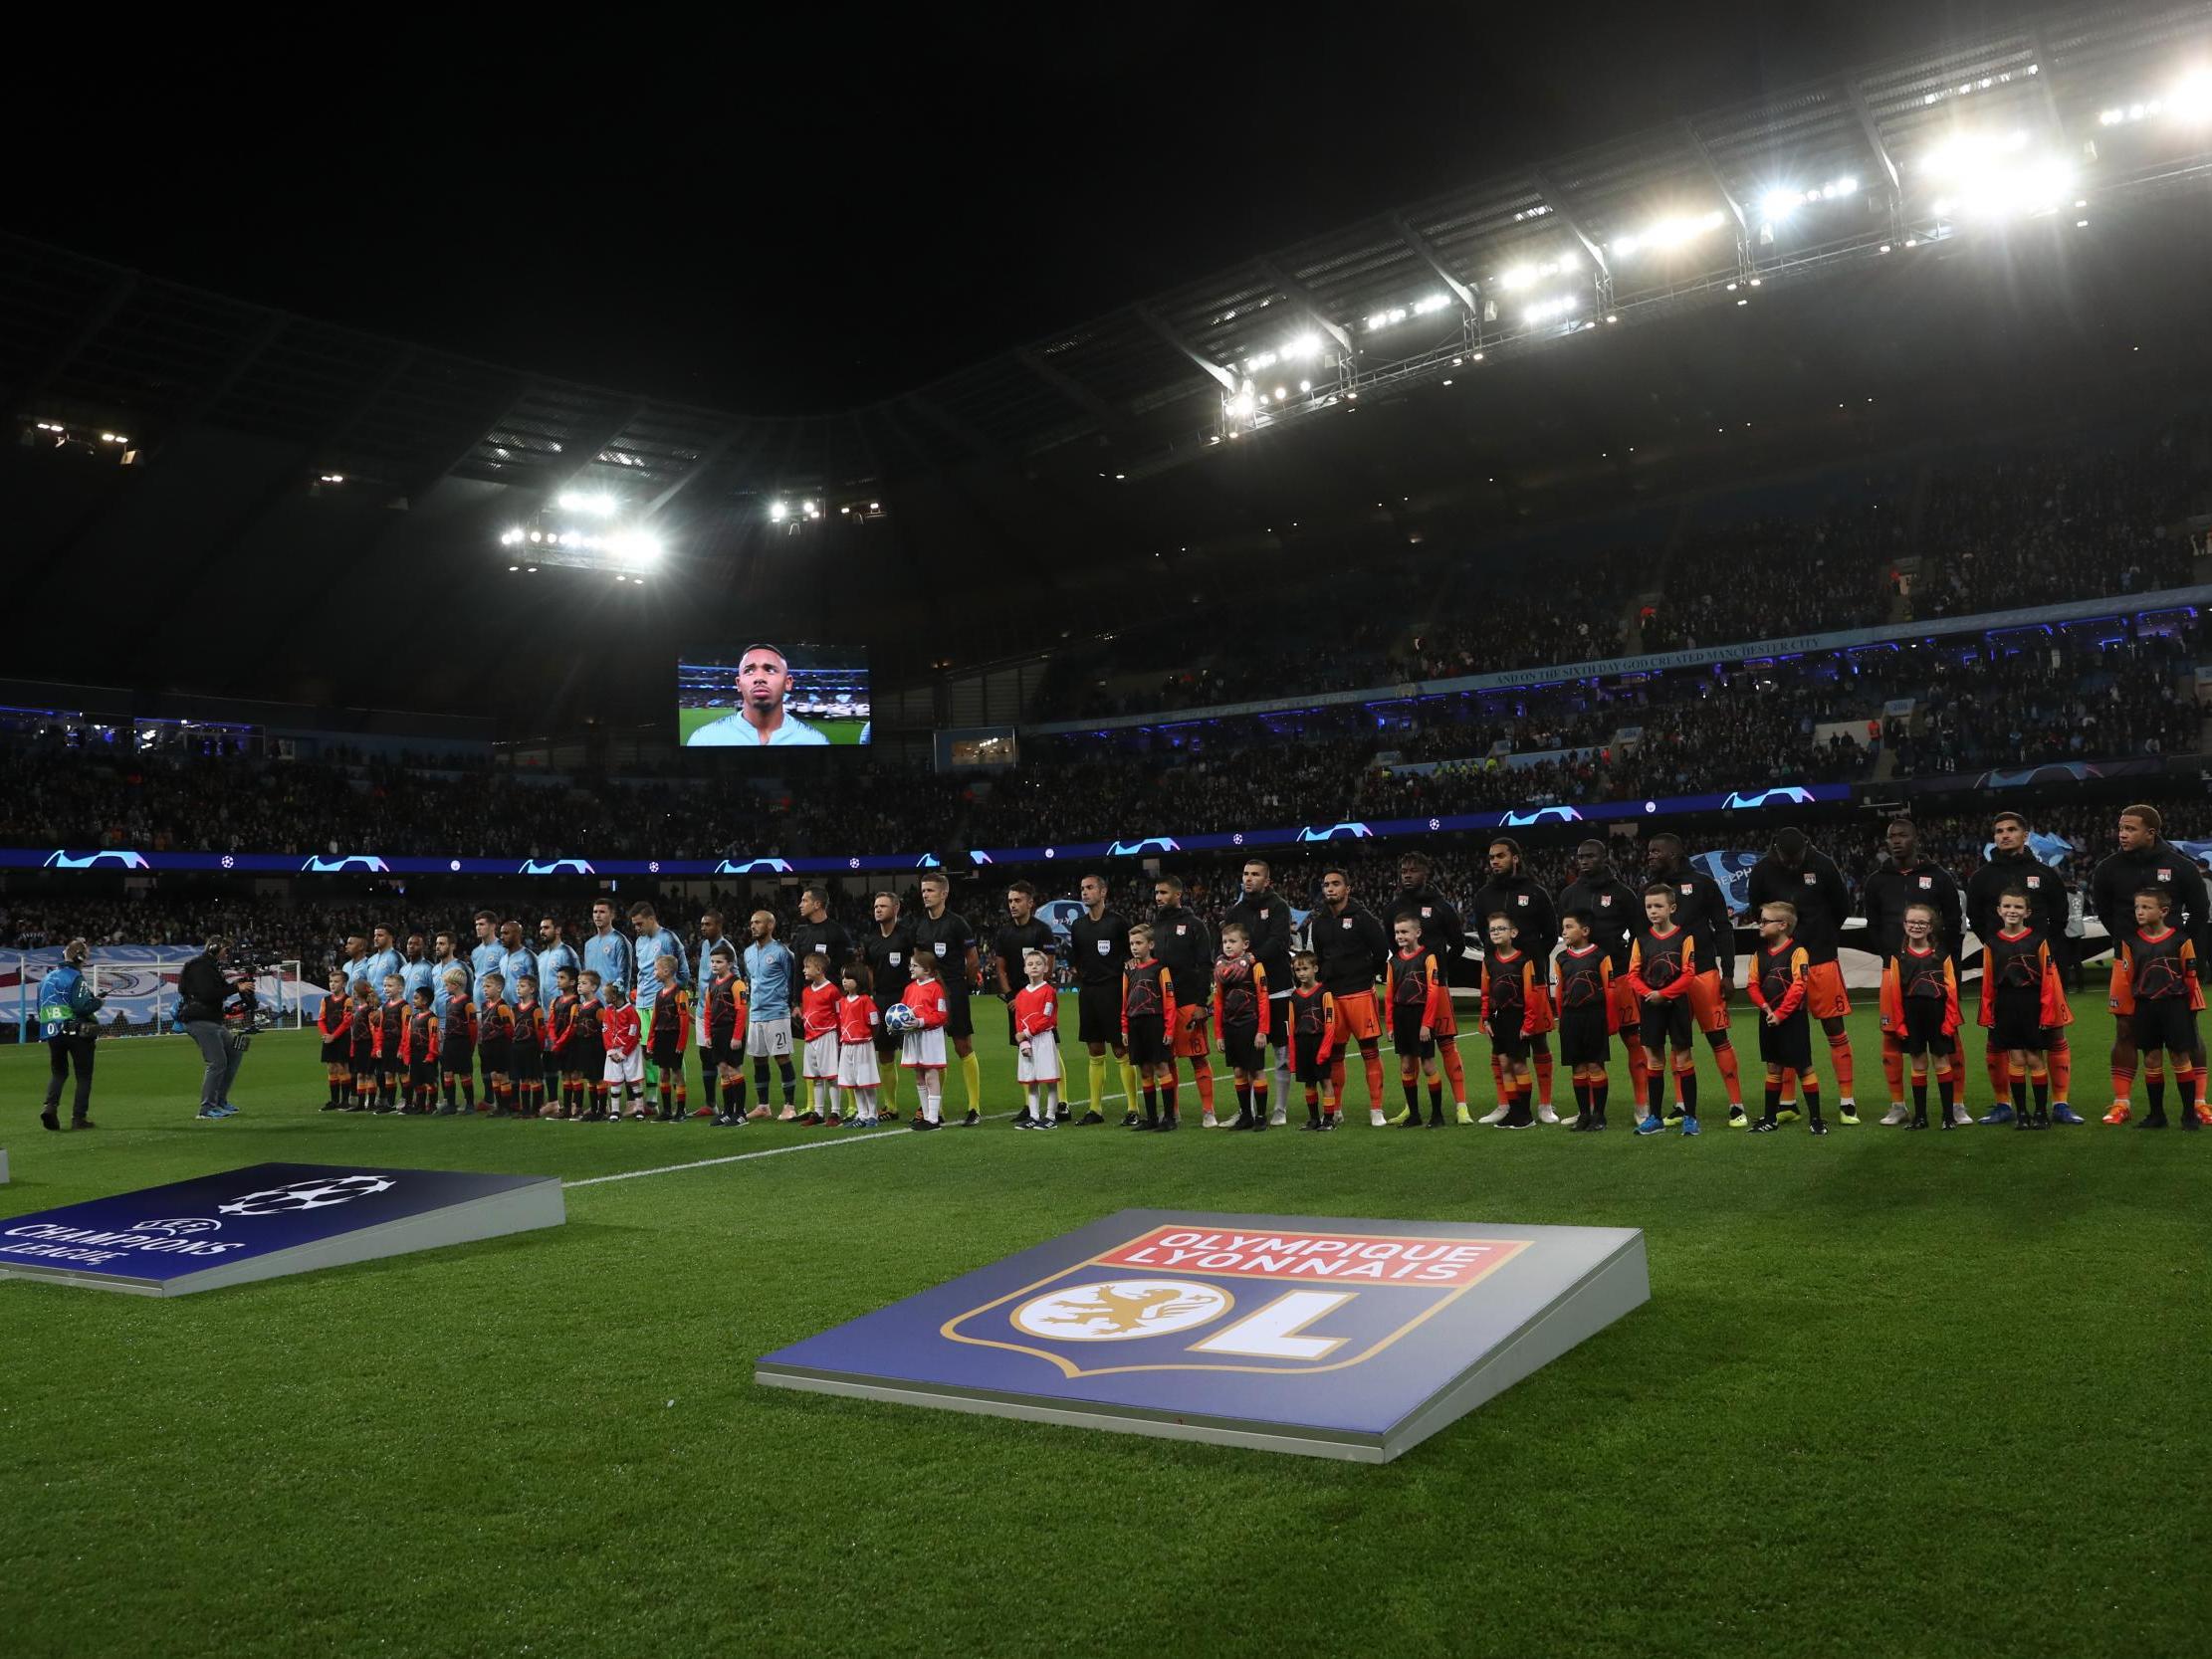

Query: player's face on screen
1321;873;1348;905
1993;819;2026;852
738;651;790;714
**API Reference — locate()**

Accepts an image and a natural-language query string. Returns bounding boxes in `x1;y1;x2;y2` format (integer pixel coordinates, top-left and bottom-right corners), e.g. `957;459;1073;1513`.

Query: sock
1713;1042;1742;1108
1912;1078;1928;1119
2178;1064;2200;1112
1804;1085;1823;1122
1331;1057;1348;1100
1235;1083;1252;1119
1489;1051;1505;1105
2111;1063;2135;1109
1255;1080;1270;1119
1987;1046;2010;1101
1428;1079;1443;1119
328;1077;343;1108
2048;1033;2071;1101
2146;1058;2166;1109
780;1059;798;1107
700;1070;718;1115
1303;1085;1320;1123
1163;1076;1180;1120
1090;1053;1108;1113
1937;1072;1954;1118
2148;1066;2166;1117
1121;1058;1142;1116
2012;1077;2028;1118
1827;1031;1855;1098
1762;1084;1781;1125
1194;1068;1216;1115
1401;1076;1420;1116
2033;1077;2049;1116
1440;1041;1467;1106
1883;1038;1905;1108
674;1082;688;1114
1024;1086;1038;1121
1594;1079;1608;1118
1143;1085;1159;1125
1363;1048;1385;1112
1647;1067;1665;1120
1574;1080;1592;1117
1677;1066;1698;1118
924;1076;943;1124
462;1078;476;1109
1780;1072;1797;1107
1622;1034;1649;1104
962;1051;982;1113
1534;1050;1554;1110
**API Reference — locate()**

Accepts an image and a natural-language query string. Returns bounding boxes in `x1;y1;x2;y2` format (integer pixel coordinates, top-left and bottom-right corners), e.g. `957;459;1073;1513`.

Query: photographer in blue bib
39;937;106;1131
176;935;252;1121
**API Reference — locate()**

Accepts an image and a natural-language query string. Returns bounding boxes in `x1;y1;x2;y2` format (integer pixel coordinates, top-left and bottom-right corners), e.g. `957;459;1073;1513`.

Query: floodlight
1500;265;1535;290
608;530;662;567
770;501;789;521
1760;187;1802;222
2175;72;2212;121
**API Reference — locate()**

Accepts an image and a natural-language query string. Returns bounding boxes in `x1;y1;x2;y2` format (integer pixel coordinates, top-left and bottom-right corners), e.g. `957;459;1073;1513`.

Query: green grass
5;997;2207;1659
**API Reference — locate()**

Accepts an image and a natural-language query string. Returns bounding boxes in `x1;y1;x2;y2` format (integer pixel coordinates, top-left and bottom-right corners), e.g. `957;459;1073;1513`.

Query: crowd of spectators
1638;494;1910;650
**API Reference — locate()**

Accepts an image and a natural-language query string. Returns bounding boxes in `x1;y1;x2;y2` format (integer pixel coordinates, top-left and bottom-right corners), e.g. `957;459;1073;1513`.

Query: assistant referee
1068;874;1135;1126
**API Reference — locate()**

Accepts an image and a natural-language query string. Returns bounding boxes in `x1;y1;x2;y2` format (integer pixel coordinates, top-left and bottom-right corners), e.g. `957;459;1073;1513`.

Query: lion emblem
1010;1279;1231;1343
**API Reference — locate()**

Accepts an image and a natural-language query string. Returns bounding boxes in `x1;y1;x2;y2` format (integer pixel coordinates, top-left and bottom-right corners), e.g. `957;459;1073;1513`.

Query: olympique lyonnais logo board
758;1210;1649;1462
0;1163;564;1297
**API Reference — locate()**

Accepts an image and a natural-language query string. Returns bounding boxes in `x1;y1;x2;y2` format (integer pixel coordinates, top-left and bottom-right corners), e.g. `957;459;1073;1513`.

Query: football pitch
6;995;2206;1659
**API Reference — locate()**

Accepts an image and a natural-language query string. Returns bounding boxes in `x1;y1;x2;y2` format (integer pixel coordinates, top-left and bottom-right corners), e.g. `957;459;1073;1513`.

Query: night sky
23;2;2004;413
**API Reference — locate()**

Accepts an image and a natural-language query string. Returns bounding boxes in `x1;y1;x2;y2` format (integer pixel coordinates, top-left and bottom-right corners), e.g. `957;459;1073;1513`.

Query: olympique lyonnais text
1098;1227;1522;1284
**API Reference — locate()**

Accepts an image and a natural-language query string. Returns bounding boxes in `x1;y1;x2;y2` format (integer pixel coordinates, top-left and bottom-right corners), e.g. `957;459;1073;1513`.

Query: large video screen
679;646;870;747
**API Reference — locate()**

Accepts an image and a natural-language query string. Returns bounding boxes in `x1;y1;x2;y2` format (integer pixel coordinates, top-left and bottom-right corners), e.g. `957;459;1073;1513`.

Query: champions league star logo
217;1174;397;1216
131;1217;223;1235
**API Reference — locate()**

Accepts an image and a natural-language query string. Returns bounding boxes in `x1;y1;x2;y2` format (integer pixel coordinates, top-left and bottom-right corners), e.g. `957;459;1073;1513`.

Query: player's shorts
1805;960;1851;1021
603;1048;644;1086
1172;1003;1212;1060
1685;968;1729;1035
478;1038;512;1076
1896;997;1949;1057
440;1037;474;1074
1393;1014;1436;1063
541;1043;563;1079
2107;960;2135;1018
648;1028;684;1071
748;1018;793;1059
836;1042;881;1089
1219;1023;1263;1074
1988;987;2045;1052
901;1026;948;1071
1288;1040;1331;1087
1639;999;1693;1052
943;985;975;1041
570;1039;603;1080
408;1059;439;1095
321;1035;349;1065
1125;1014;1170;1067
702;1037;741;1076
1017;1030;1061;1084
1757;1013;1813;1072
2131;995;2197;1056
1557;1005;1611;1068
1078;981;1124;1046
1483;1016;1528;1064
1330;989;1382;1045
804;1031;840;1081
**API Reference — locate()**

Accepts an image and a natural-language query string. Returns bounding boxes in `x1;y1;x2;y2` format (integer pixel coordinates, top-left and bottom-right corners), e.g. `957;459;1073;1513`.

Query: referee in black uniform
1068;873;1134;1126
911;870;983;1124
860;891;914;1118
993;880;1062;1120
789;886;857;992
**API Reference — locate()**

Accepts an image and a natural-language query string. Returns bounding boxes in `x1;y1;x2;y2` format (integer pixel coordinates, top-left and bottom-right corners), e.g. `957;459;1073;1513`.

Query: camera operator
38;937;105;1132
177;935;251;1121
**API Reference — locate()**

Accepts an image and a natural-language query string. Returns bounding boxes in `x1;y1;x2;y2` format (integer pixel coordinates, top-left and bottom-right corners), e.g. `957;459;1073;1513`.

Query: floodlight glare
1760;187;1803;222
1500;264;1535;290
2175;71;2212;121
770;501;789;521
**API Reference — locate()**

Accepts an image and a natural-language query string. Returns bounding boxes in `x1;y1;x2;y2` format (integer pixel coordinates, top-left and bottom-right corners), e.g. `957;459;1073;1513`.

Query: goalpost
78;959;308;1038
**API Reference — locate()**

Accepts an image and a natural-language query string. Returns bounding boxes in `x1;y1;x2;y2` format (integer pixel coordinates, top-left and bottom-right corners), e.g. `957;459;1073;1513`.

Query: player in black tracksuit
2091;804;2212;1123
1559;840;1646;1107
1476;838;1560;1118
1967;811;2078;1122
1645;833;1746;1122
1394;850;1471;1119
1861;818;1967;1125
1223;862;1296;1124
1151;876;1216;1119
